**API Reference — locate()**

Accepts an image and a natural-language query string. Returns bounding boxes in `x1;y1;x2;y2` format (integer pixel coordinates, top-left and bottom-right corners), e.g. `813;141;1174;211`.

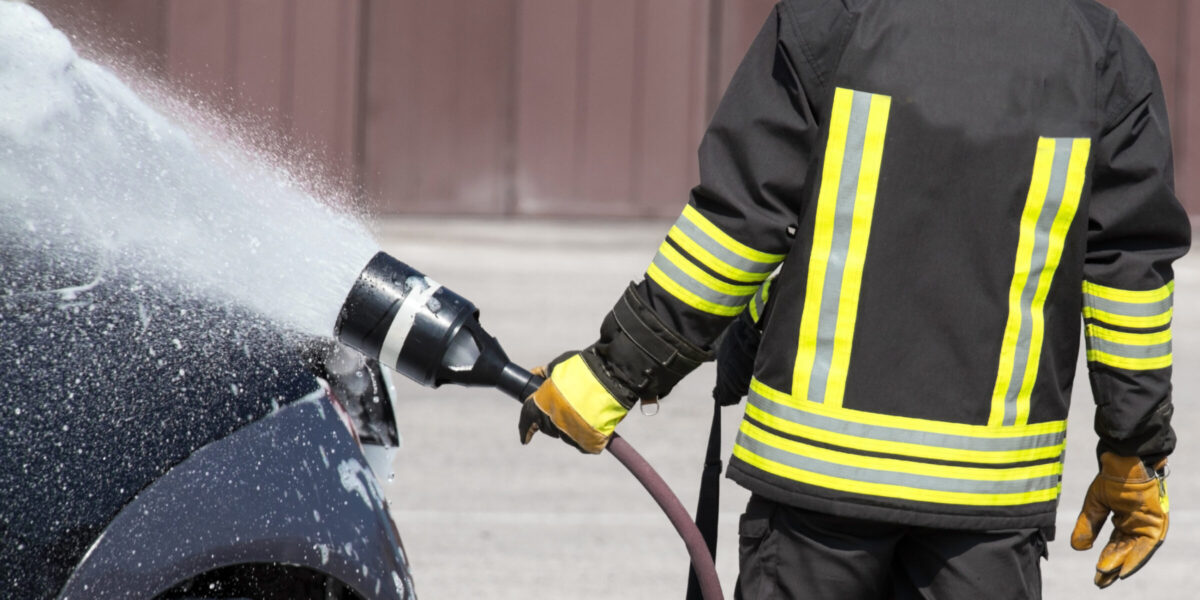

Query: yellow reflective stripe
1082;280;1173;329
1083;280;1174;304
680;205;785;265
752;378;1066;438
825;93;890;407
1086;350;1173;371
666;226;772;284
1013;137;1089;426
991;137;1055;427
732;446;1062;507
658;242;759;297
749;278;773;323
1084;323;1171;370
549;354;628;436
1082;306;1173;329
733;436;1062;508
647;263;745;316
990;138;1089;427
740;421;1061;482
744;402;1065;465
794;87;854;401
1086;324;1172;346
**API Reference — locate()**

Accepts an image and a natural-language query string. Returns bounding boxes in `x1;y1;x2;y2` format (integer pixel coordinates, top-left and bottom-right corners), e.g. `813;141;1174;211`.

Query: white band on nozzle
378;276;443;371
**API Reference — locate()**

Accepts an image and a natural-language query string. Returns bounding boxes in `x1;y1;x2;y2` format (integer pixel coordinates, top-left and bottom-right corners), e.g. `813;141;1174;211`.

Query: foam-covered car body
1;250;415;599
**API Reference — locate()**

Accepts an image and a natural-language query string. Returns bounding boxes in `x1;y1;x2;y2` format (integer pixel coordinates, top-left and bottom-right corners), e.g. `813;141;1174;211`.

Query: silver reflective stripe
649;251;753;308
751;281;769;322
748;390;1065;453
808;91;873;401
1087;336;1172;360
735;428;1062;495
1084;293;1173;318
672;217;777;276
379;277;442;371
1000;140;1075;426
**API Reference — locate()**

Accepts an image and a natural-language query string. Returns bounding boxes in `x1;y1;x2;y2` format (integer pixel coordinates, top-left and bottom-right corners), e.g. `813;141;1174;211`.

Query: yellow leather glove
517;353;632;454
1070;452;1169;588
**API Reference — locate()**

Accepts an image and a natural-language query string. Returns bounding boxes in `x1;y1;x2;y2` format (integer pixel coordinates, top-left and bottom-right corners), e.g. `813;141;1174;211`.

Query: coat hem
727;459;1059;535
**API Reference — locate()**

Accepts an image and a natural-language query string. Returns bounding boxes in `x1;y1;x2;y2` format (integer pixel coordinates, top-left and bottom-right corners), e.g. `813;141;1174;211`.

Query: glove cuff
589;284;713;402
535;354;629;452
1099;453;1156;482
1098;452;1165;483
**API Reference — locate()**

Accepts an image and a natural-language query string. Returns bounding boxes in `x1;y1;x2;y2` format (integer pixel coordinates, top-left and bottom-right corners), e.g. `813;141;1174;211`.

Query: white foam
0;2;379;337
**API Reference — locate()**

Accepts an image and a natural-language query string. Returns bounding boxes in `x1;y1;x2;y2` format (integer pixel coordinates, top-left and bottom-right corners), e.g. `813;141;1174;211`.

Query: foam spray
0;2;379;337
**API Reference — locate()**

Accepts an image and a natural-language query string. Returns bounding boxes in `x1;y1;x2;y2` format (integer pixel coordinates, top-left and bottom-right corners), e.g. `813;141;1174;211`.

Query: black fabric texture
713;311;762;407
685;395;725;600
688;307;767;600
1082;32;1190;458
733;494;1044;600
1093;391;1175;458
589;285;711;404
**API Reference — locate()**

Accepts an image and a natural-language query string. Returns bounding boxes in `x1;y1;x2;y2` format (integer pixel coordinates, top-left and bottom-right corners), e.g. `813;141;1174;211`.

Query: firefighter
518;0;1189;596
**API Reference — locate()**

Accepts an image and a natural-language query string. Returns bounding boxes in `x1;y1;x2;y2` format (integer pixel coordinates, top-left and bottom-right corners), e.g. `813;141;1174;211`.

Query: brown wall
508;0;712;217
361;0;720;217
162;0;362;180
30;0;1200;217
361;1;518;215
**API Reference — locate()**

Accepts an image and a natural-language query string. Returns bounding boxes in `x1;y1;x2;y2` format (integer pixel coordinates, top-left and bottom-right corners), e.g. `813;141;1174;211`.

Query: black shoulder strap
685;391;724;600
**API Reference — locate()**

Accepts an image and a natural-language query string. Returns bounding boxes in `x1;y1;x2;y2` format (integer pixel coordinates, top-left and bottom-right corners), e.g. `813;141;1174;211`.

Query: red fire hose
606;433;724;599
515;374;724;600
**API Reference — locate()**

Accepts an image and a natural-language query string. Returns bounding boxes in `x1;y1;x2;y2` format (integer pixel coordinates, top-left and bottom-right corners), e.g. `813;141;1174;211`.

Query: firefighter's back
735;0;1184;530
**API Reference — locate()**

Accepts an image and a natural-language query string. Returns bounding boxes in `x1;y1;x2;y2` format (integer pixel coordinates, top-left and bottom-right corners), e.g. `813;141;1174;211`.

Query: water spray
3;4;719;596
335;252;724;600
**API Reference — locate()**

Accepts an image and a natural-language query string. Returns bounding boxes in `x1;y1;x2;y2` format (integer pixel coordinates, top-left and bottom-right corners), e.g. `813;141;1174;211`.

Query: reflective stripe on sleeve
676;205;784;273
1082;281;1174;370
748;277;773;324
1084;281;1174;304
647;242;758;315
1083;281;1174;329
549;354;628;436
1085;324;1173;370
648;204;784;315
663;207;782;285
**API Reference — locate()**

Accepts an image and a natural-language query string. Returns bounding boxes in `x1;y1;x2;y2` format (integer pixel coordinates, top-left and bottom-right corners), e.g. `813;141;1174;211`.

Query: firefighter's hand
713;311;762;406
518;353;631;454
1070;452;1169;588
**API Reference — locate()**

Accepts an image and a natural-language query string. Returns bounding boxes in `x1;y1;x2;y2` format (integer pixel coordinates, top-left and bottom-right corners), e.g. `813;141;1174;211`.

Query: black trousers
735;495;1047;600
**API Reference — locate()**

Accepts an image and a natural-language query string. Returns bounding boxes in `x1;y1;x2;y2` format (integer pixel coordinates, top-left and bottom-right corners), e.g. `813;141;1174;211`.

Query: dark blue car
1;245;416;599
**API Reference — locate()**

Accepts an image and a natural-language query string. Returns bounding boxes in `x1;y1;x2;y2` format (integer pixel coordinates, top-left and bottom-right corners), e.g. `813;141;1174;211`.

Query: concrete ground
373;216;1199;600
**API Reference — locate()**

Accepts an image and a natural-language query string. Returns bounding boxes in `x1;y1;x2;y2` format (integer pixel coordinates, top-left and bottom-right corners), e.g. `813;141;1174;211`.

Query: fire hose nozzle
334;251;723;599
334;251;537;399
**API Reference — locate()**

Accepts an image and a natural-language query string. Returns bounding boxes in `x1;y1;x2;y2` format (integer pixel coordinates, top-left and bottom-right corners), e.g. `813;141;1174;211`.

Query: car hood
0;255;321;597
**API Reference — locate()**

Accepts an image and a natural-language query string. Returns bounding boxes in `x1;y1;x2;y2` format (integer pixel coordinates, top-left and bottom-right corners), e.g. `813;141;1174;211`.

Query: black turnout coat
590;0;1190;531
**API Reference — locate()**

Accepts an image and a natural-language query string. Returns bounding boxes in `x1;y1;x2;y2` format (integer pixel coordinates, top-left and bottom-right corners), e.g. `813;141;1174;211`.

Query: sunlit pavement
374;216;1199;600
